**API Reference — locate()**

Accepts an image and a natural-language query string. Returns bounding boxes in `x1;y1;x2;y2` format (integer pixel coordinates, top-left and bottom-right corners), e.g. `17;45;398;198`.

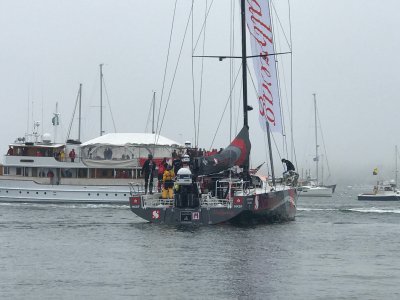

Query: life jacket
163;170;175;182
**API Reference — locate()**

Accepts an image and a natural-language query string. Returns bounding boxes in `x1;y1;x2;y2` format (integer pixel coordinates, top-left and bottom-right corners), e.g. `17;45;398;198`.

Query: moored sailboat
298;94;336;197
129;0;298;225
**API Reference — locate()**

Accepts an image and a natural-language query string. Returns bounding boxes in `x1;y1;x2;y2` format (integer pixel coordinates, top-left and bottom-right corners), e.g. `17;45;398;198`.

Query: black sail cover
195;126;251;176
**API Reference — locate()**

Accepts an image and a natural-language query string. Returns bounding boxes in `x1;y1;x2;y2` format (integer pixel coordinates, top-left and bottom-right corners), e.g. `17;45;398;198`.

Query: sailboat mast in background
100;63;104;137
313;93;319;184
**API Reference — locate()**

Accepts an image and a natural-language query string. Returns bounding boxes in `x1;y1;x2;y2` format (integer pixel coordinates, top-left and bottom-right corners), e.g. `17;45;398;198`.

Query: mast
240;0;249;130
100;63;104;136
396;145;398;188
152;91;156;134
240;0;250;177
313;93;319;183
78;83;82;141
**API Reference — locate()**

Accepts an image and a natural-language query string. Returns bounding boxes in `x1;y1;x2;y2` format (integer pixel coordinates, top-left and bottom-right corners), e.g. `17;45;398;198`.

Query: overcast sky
1;0;399;185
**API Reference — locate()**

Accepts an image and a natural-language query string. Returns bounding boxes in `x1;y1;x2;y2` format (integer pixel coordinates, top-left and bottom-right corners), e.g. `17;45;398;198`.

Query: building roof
81;133;181;147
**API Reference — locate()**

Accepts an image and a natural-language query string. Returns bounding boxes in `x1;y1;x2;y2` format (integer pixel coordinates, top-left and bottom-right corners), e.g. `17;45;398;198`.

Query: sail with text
245;0;282;133
195;126;251;176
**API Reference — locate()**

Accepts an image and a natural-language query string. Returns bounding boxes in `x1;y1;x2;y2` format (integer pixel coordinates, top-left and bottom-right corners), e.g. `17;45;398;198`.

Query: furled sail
195;126;251;176
245;0;282;133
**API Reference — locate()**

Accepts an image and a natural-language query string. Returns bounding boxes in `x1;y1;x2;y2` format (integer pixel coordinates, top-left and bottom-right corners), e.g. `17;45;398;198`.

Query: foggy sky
1;0;399;186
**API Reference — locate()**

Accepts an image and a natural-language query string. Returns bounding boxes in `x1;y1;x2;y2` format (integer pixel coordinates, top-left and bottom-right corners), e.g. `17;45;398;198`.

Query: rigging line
193;52;291;59
229;0;235;142
209;65;242;150
191;0;197;148
234;77;243;135
270;0;292;51
270;125;284;171
247;63;287;159
155;0;178;139
66;86;81;140
274;35;289;159
316;106;332;178
193;0;215;53
232;0;240;136
196;0;208;148
269;4;289;160
288;0;295;162
157;4;194;143
144;92;154;133
247;66;284;172
228;0;236;166
263;133;271;176
102;77;117;133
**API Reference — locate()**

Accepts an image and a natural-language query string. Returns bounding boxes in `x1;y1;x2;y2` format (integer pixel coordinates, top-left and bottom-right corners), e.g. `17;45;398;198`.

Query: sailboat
129;1;298;225
358;146;400;201
298;94;336;197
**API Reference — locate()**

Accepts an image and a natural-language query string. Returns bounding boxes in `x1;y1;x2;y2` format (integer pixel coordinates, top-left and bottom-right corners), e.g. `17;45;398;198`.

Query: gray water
1;187;399;300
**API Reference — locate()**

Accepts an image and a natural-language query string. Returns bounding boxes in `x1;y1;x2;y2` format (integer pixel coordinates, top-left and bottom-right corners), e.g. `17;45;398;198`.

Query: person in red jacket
69;149;76;162
157;158;168;192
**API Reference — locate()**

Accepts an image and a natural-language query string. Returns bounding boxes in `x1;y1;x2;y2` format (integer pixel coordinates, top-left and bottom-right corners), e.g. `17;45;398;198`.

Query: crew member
69;149;76;162
181;154;191;170
162;165;175;199
281;158;295;172
157;158;167;192
172;155;182;174
142;154;156;194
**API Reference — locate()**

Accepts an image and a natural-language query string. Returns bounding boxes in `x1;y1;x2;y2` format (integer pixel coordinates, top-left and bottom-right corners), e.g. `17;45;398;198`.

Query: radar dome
42;133;52;143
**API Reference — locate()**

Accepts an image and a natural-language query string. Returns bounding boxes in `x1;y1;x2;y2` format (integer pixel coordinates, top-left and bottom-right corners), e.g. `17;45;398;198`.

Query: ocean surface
1;186;399;300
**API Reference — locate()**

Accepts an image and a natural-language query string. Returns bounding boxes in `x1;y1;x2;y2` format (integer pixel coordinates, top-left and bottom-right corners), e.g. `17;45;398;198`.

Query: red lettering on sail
246;0;282;133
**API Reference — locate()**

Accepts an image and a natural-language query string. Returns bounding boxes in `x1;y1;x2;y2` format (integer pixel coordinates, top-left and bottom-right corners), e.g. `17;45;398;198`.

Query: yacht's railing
142;197;174;207
129;182;143;195
200;193;233;208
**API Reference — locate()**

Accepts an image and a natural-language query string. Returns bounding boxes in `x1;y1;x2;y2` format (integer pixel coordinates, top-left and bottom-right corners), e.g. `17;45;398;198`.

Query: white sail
245;0;282;133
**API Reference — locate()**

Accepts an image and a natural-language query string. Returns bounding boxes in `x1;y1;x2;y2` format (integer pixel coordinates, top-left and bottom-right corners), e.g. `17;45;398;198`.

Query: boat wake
345;207;400;214
0;202;129;209
298;207;400;214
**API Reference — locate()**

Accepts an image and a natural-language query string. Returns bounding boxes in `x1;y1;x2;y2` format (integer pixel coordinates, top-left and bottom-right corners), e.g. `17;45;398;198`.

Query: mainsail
245;0;282;133
195;126;251;176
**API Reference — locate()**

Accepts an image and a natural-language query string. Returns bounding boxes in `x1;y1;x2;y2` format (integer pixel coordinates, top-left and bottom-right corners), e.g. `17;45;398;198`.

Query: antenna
100;63;104;136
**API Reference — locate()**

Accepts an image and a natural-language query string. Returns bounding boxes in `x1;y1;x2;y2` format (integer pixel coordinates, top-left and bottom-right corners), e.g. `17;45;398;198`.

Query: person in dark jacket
142;154;156;194
172;156;182;175
281;158;295;172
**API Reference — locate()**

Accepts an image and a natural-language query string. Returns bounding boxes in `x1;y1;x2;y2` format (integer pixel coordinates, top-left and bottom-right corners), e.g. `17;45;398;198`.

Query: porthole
88;193;91;196
97;193;99;196
124;194;126;196
44;192;47;195
115;194;117;196
36;192;38;194
19;191;22;194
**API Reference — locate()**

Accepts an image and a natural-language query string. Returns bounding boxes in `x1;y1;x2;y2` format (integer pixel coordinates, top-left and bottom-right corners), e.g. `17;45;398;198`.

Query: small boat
129;0;298;225
358;146;400;201
358;181;400;201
